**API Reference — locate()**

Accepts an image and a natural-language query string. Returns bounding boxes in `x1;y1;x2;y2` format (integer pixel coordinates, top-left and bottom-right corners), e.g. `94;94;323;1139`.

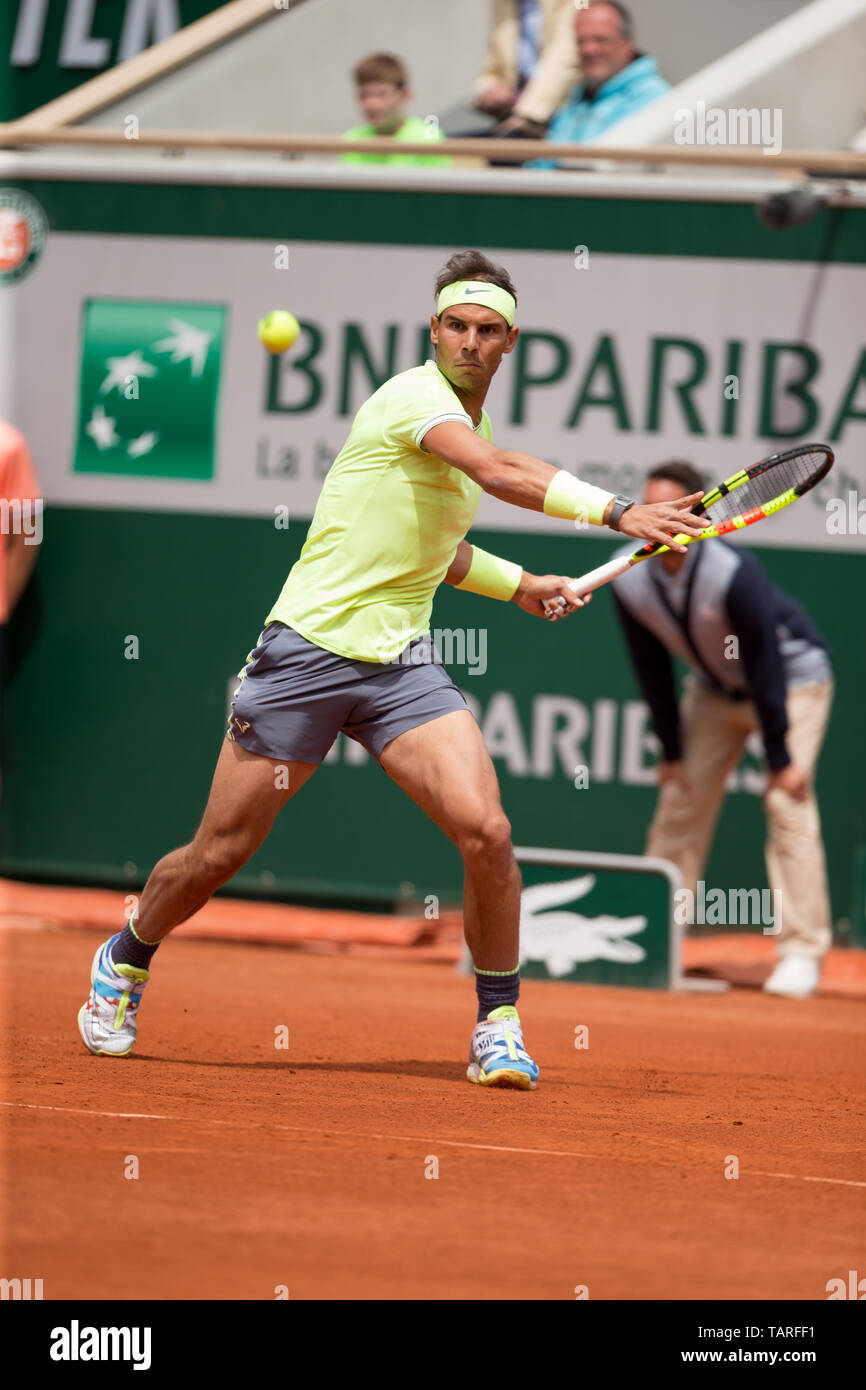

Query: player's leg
763;680;834;998
378;708;536;1089
78;620;344;1057
381;709;520;966
646;681;752;898
134;738;317;943
78;740;317;1057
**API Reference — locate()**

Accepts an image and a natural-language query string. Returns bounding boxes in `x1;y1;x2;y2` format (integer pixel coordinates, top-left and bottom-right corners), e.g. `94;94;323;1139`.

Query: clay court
3;893;864;1302
2;0;866;1321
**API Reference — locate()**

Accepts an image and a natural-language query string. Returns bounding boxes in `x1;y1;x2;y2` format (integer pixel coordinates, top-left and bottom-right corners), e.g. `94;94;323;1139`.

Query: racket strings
704;450;827;525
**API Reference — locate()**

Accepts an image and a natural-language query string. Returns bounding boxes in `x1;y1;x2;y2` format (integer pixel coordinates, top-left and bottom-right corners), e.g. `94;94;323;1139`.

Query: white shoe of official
763;954;820;999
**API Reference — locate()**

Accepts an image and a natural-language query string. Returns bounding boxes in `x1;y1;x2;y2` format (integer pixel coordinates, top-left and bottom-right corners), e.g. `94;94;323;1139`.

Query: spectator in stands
342;53;449;167
0;417;42;712
611;461;835;1001
472;0;580;138
531;0;669;166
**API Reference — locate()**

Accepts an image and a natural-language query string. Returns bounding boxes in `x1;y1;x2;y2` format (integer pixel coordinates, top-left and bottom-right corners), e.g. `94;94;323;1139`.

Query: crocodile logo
519;874;648;976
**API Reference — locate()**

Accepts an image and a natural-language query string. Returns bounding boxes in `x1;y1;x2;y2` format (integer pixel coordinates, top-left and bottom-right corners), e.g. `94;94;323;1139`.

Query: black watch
608;494;636;531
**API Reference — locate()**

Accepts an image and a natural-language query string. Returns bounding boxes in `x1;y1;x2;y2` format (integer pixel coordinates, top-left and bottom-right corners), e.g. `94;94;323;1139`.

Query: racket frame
566;443;834;598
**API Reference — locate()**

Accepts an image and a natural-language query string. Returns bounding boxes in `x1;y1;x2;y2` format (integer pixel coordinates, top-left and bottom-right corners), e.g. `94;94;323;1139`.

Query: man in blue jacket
611;461;835;1000
532;1;669;166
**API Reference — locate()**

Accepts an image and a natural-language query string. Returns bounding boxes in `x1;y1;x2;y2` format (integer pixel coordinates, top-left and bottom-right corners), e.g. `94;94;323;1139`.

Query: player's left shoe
78;933;150;1056
466;1005;539;1090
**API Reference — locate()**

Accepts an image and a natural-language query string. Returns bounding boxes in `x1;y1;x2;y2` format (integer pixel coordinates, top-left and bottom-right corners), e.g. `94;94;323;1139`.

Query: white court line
1;1102;177;1121
274;1124;589;1160
754;1170;866;1187
3;1100;865;1188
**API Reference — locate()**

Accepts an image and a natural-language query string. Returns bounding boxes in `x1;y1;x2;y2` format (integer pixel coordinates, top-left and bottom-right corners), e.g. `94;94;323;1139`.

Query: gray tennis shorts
226;621;469;762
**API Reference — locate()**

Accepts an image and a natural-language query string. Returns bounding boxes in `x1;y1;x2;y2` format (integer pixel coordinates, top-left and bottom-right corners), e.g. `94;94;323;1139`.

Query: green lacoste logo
73;299;226;479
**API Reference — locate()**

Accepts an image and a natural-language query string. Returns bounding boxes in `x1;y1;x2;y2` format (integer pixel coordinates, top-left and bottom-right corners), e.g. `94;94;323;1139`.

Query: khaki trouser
646;679;834;958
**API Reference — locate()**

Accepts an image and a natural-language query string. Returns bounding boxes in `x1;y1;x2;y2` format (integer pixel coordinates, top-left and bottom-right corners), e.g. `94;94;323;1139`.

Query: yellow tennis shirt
267;361;491;662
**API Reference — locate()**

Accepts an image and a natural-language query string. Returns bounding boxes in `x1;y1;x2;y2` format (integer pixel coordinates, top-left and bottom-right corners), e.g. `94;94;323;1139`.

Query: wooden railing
1;125;865;177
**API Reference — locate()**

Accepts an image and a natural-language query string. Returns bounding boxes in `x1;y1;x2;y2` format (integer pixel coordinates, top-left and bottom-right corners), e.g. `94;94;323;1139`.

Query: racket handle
567;554;634;596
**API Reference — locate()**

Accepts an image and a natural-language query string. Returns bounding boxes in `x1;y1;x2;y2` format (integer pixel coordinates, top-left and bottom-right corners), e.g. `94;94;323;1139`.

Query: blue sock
475;966;520;1022
111;919;160;970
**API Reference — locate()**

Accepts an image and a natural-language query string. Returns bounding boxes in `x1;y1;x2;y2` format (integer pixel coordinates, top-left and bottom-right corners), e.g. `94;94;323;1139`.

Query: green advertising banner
1;1;222;122
74;299;226;479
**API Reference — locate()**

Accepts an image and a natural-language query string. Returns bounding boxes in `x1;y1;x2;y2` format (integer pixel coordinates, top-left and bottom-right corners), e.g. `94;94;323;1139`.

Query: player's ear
429;313;440;346
502;325;519;355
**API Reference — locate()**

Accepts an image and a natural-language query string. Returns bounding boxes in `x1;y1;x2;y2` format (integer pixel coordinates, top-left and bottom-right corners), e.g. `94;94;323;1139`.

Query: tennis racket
566;443;834;599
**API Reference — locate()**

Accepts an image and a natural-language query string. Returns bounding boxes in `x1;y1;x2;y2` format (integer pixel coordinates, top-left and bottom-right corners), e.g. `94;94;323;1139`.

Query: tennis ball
257;310;300;353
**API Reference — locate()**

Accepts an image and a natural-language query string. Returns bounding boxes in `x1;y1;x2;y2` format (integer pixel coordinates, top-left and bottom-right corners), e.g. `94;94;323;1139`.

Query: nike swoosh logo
463;287;491;295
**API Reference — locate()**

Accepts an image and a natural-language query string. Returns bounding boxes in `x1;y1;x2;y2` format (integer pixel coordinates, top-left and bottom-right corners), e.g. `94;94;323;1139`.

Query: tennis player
79;250;707;1088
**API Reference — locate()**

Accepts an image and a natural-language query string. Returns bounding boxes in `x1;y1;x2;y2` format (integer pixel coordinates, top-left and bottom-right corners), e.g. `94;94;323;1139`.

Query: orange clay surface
2;899;865;1301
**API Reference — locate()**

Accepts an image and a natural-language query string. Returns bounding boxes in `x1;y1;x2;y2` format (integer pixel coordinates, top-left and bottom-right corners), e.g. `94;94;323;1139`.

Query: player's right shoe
466;1005;539;1090
78;934;150;1057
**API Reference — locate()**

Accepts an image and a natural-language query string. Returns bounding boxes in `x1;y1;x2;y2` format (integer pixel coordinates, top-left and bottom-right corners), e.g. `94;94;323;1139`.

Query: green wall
3;507;861;925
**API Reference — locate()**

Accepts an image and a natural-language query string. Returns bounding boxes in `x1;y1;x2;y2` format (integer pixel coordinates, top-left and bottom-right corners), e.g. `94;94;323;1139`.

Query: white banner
5;235;865;551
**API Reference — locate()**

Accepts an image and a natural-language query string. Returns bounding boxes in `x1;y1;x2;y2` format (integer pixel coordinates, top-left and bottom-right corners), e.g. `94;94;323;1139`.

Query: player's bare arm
423;421;709;552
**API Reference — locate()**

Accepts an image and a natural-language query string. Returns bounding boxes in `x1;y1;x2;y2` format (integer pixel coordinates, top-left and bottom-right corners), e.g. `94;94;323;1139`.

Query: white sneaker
78;934;150;1055
466;1006;539;1089
763;955;820;999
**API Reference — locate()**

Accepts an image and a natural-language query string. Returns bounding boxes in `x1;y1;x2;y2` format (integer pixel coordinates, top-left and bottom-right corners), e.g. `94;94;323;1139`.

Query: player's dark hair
648;460;706;506
353;53;408;89
434;251;517;305
587;1;634;38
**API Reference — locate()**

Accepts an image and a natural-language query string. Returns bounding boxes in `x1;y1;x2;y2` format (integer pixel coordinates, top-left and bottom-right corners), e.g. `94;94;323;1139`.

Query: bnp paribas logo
73;299;226;479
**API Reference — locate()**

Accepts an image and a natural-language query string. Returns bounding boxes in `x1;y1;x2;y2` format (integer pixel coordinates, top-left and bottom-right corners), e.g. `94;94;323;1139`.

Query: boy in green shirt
342;52;450;167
